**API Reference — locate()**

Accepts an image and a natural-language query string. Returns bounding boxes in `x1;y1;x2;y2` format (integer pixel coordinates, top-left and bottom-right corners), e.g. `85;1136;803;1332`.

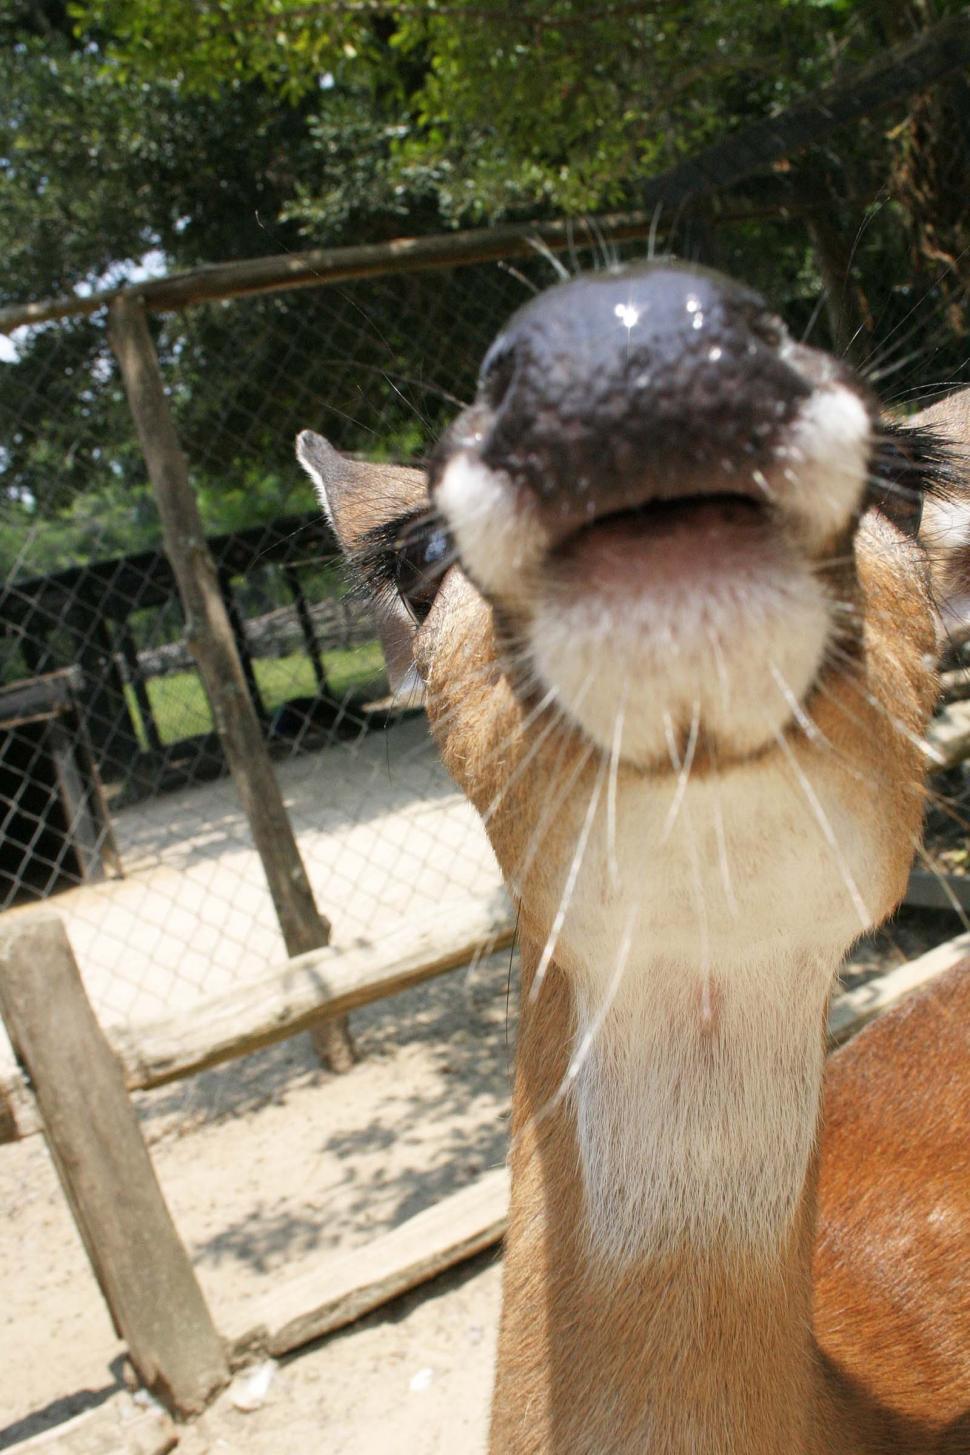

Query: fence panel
0;239;650;1101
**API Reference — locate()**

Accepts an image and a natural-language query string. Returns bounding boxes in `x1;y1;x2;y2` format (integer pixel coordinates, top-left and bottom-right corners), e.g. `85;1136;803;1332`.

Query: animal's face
300;261;966;964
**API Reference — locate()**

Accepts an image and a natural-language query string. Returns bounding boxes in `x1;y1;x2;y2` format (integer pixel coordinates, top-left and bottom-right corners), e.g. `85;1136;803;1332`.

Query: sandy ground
0;946;517;1451
1;902;959;1454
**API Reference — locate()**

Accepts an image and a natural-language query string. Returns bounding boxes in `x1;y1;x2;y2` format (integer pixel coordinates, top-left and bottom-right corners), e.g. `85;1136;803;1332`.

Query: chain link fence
0;234;656;1094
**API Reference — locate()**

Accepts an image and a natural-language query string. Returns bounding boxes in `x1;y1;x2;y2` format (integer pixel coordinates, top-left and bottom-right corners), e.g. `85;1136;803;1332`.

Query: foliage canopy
1;0;968;583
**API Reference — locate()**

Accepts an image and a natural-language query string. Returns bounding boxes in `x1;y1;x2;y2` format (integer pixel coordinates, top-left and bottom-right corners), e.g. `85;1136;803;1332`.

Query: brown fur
305;381;970;1455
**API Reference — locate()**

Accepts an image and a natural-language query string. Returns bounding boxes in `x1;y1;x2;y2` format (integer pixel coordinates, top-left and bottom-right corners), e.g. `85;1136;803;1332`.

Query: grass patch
125;641;387;748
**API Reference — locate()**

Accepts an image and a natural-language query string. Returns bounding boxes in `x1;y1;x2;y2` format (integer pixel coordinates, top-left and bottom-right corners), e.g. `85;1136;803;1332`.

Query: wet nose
468;261;812;522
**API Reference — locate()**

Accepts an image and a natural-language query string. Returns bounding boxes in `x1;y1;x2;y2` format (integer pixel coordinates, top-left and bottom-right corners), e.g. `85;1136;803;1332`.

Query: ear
908;389;970;646
296;431;428;698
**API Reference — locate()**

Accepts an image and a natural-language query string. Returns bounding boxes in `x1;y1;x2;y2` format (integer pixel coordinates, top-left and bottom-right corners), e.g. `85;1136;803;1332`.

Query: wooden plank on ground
0;899;515;1141
0;913;230;1416
233;1165;510;1361
828;930;970;1045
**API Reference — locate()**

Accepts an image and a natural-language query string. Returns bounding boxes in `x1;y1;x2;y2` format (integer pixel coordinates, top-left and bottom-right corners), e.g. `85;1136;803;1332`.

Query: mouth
549;493;772;596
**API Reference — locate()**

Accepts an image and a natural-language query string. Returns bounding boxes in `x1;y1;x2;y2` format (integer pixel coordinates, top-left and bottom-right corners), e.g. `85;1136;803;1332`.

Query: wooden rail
0;899;516;1142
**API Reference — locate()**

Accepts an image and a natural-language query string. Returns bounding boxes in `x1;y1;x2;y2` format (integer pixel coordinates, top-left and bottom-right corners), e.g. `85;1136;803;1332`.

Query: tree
2;0;967;581
0;2;457;573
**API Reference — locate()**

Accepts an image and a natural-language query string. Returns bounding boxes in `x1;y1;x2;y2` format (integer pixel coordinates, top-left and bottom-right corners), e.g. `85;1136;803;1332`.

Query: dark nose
468;262;812;520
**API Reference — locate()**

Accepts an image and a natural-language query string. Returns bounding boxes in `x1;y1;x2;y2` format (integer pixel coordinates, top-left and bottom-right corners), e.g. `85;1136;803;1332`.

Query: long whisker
661;700;700;843
606;691;627;891
512;736;597;901
711;771;739;919
482;684;585;828
772;726;869;932
822;637;945;768
563;909;637;1088
529;751;608;1006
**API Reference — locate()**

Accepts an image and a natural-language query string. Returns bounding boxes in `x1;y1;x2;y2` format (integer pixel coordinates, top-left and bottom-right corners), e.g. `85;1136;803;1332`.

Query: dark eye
866;428;940;538
869;483;923;536
392;518;452;621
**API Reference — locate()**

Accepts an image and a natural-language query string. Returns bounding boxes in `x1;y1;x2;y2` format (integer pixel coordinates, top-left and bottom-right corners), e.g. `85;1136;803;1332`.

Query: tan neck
491;941;832;1455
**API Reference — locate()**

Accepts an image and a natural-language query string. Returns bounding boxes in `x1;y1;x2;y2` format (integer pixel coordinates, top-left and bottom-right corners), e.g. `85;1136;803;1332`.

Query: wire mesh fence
0;235;652;1094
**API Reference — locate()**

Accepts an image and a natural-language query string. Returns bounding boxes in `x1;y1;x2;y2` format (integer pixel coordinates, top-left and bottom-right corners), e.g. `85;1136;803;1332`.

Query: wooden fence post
0;913;230;1415
108;294;354;1073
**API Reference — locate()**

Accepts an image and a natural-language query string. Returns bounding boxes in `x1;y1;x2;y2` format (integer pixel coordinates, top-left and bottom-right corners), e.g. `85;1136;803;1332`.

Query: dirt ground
0;947;517;1453
0;900;961;1455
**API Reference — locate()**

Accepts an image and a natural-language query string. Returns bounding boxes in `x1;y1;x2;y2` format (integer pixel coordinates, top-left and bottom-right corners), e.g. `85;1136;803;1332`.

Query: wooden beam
828;929;970;1045
107;294;354;1074
2;911;964;1144
0;195;841;338
0;913;229;1416
115;903;516;1091
0;899;516;1141
233;1165;510;1361
0;213;661;331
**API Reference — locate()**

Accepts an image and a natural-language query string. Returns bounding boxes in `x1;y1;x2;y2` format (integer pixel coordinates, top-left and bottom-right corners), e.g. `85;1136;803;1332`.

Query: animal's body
299;261;970;1453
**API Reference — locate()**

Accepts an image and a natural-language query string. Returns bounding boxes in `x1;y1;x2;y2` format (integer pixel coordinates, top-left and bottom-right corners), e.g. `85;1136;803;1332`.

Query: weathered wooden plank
114;902;516;1092
828;930;970;1044
0;899;515;1140
0;213;661;330
233;1165;510;1361
0;913;229;1416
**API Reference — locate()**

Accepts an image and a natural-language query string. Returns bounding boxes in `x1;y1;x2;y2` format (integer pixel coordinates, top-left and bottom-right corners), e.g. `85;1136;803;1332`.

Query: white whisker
661;700;700;844
606;692;627;891
529;752;608;1006
773;727;869;931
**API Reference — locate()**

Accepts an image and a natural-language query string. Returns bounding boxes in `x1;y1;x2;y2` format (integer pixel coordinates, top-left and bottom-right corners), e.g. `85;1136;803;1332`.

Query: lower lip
551;499;772;591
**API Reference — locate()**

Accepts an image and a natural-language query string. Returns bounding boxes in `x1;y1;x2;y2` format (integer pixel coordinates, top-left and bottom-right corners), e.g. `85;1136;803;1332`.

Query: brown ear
296;431;428;697
908;389;970;645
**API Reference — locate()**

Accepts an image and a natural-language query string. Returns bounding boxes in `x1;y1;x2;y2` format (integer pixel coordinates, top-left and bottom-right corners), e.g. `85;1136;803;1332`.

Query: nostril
480;336;518;411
